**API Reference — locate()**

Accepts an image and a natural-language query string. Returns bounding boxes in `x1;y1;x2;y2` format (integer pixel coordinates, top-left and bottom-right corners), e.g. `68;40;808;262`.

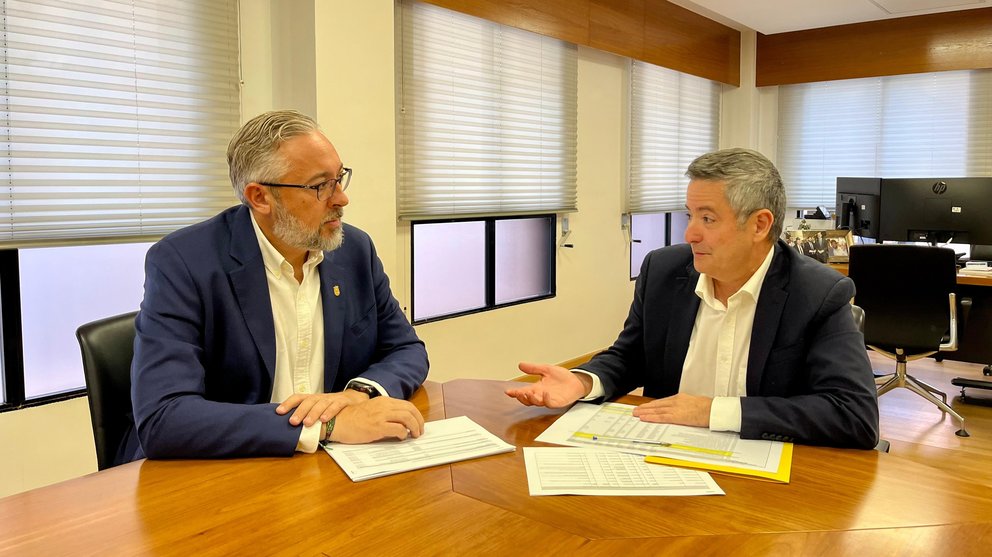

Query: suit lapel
746;242;790;395
663;261;700;394
319;251;345;391
229;207;277;383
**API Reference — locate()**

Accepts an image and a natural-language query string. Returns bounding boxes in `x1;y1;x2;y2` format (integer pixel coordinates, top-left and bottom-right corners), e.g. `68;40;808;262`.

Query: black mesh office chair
76;311;139;470
848;244;968;437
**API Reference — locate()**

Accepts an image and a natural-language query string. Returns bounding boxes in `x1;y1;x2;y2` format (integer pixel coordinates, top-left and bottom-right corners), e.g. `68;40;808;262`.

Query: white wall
0;0;763;498
0;398;97;498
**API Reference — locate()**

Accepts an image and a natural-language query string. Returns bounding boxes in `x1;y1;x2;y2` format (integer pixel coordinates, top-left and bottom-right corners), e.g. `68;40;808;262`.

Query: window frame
410;214;557;324
0;249;87;412
629;212;688;280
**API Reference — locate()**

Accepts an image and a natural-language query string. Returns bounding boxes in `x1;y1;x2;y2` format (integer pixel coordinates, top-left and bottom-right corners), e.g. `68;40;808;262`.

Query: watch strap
346;381;380;398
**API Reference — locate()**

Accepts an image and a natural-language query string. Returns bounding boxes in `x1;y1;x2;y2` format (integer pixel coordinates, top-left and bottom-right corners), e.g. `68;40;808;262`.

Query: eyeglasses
259;167;352;201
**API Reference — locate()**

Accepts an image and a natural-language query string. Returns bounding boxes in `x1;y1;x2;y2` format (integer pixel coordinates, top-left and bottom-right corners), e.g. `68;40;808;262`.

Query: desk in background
2;379;991;555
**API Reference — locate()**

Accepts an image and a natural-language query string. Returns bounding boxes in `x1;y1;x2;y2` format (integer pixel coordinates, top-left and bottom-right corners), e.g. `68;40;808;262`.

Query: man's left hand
632;394;713;428
276;389;370;427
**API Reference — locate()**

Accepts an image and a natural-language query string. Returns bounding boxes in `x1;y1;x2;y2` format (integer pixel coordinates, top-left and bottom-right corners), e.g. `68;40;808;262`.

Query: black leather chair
76;311;139;470
848;244;968;437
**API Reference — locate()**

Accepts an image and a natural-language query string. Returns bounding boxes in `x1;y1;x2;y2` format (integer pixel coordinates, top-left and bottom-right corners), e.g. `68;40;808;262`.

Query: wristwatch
346;381;380;399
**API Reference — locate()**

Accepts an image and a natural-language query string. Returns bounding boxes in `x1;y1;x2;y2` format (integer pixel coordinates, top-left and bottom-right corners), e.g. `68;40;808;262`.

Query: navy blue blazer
581;240;879;449
127;205;428;460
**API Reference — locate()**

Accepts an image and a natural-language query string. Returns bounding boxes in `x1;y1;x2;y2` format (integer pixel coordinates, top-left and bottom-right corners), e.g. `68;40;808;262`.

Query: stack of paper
534;402;792;484
523;447;724;496
323;415;514;481
960;266;992;277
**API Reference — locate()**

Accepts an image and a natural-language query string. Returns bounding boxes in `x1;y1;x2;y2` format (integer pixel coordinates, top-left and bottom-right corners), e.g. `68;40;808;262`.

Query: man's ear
244;183;274;215
752;209;774;242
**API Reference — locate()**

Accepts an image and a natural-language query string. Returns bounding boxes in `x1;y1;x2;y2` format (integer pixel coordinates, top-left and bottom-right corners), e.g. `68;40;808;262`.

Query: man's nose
328;188;349;207
684;220;701;243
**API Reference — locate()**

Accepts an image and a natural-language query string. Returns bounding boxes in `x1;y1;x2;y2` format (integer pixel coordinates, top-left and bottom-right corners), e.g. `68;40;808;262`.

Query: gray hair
685;148;786;242
227;110;321;204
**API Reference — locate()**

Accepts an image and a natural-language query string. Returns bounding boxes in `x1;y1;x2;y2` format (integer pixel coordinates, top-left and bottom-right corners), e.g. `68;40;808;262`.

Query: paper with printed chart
536;402;791;482
524;447;724;496
323;415;515;481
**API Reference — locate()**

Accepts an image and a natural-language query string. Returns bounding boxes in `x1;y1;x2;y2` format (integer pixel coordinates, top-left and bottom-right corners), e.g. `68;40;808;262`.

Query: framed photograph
782;229;853;264
782;217;834;233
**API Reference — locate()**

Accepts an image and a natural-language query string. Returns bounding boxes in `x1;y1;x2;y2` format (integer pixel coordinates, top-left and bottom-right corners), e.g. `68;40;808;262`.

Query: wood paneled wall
422;0;741;86
757;8;992;86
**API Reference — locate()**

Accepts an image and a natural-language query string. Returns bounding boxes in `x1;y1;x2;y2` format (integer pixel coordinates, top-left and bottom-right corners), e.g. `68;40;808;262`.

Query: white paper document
323;415;515;481
524;447;724;496
536;402;785;474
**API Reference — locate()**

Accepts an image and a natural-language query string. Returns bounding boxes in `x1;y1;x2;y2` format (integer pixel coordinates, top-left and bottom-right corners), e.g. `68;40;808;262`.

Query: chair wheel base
955;429;970;437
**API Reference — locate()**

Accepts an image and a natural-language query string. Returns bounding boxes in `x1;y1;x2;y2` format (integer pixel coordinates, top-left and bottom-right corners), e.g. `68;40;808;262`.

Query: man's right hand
504;361;593;408
328;397;426;444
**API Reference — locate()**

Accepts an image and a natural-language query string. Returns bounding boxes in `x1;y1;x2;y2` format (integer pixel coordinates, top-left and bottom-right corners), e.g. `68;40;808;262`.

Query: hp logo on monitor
932;181;948;194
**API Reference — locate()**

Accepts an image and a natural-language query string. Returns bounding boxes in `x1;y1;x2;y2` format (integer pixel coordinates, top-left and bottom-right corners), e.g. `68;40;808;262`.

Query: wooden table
2;379;991;556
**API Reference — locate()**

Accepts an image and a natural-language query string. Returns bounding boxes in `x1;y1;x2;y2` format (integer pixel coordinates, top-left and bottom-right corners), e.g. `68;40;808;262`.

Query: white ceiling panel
668;0;992;34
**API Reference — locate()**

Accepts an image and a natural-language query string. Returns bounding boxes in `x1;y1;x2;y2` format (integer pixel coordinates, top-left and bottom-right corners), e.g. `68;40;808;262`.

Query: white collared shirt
250;213;326;453
577;244;776;434
681;244;776;432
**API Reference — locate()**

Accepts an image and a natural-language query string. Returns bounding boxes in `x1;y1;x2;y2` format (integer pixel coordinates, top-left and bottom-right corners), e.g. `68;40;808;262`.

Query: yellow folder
644;442;794;483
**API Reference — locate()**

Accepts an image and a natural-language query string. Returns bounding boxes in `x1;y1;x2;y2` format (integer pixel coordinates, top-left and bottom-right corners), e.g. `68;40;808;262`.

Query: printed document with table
536;402;793;483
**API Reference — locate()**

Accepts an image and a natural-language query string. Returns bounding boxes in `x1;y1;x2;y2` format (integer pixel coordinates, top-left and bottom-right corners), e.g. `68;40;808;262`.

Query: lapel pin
333;285;340;297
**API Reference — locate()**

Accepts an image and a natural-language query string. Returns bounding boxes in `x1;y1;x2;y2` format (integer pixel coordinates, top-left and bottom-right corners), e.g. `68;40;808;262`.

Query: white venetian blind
0;0;240;246
777;69;992;208
628;60;720;213
397;0;578;218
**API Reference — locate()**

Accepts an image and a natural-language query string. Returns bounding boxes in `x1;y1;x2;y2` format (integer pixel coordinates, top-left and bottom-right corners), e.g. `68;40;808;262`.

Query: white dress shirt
680;244;775;432
251;214;326;453
577;244;776;433
250;214;389;452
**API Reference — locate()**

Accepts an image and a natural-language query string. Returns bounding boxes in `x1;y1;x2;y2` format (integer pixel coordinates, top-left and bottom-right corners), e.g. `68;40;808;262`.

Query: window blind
397;0;577;218
777;70;992;208
0;0;240;246
628;60;720;214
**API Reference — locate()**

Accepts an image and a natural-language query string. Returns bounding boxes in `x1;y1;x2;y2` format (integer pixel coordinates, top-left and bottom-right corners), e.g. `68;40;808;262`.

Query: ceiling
669;0;992;34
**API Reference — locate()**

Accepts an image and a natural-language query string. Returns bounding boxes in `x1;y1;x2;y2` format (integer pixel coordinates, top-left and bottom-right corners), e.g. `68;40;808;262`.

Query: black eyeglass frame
258;167;352;201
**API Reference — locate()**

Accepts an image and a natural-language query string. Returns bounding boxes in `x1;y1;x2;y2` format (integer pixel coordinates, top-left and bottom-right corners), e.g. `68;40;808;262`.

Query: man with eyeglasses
126;110;427;462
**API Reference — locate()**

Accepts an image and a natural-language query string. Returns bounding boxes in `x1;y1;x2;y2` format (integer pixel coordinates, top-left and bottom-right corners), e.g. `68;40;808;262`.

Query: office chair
76;311;139;470
848;244;968;437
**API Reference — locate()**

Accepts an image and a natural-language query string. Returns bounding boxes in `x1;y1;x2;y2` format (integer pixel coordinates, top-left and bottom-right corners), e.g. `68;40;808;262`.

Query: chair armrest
941;292;959;352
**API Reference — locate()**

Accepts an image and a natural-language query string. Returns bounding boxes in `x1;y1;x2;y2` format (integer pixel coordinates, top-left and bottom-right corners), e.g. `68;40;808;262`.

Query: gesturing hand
504;361;593;408
329;397;426;444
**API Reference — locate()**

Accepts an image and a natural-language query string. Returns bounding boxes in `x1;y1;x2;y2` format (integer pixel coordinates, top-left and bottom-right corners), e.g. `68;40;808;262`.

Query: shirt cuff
572;369;605;401
347;378;390;398
709;396;742;433
295;422;322;453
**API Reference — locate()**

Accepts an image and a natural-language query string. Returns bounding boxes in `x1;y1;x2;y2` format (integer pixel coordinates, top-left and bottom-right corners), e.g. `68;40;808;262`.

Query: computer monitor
878;177;992;245
835;177;880;238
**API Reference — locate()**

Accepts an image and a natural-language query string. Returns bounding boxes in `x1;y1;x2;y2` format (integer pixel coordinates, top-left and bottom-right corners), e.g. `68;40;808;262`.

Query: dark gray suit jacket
582;240;879;449
128;205;428;461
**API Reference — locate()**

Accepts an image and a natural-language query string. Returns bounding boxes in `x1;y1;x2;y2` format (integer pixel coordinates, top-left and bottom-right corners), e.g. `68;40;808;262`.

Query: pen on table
574;431;733;457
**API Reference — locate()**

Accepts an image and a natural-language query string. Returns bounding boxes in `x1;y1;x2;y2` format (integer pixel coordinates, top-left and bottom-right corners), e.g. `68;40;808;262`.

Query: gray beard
272;202;344;252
